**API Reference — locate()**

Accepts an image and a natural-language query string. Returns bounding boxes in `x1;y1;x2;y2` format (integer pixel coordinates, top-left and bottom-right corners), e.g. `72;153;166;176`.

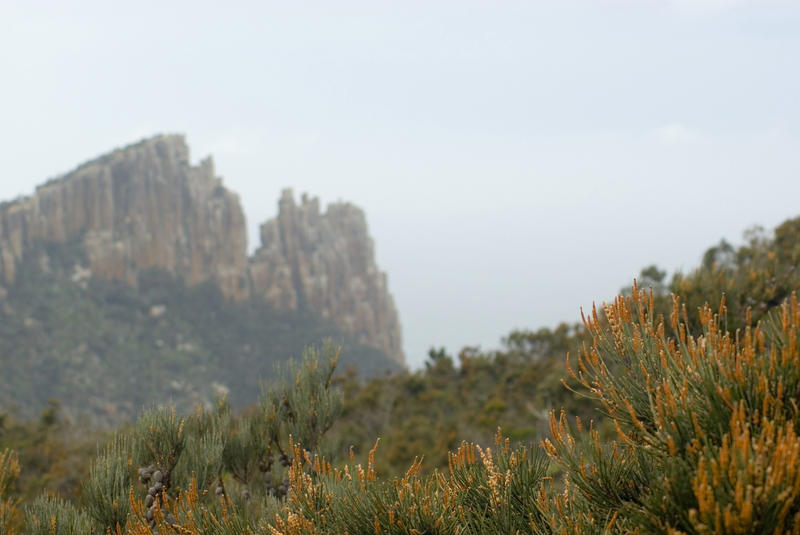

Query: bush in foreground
4;287;800;534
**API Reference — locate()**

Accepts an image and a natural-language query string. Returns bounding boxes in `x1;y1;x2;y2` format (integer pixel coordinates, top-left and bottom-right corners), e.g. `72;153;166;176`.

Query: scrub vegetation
2;215;800;534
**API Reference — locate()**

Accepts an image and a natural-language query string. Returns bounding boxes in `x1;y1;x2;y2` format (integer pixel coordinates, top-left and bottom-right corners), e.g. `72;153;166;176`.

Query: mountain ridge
0;134;404;365
0;134;404;423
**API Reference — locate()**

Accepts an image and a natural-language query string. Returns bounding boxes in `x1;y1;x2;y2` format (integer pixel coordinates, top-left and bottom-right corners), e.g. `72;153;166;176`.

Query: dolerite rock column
250;190;405;366
0;135;249;300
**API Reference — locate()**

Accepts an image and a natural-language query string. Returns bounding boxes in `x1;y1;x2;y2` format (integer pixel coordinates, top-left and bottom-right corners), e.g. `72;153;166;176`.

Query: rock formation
250;190;404;365
0;135;250;300
0;135;404;365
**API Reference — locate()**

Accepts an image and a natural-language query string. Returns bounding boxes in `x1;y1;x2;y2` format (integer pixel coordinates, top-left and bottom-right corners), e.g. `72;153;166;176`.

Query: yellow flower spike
613;421;634;445
548;412;563;446
734;477;745;512
541;439;557;458
667;436;678;456
622;398;647;434
493;427;503;446
366;438;380;483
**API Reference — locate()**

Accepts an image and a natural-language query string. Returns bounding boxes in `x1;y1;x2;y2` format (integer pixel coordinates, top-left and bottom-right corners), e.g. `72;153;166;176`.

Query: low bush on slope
4;285;800;534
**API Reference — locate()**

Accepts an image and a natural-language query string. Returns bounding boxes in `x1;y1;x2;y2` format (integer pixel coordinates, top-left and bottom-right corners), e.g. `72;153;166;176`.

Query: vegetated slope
2;212;800;532
0;135;405;423
0;240;398;425
327;214;800;475
6;272;800;534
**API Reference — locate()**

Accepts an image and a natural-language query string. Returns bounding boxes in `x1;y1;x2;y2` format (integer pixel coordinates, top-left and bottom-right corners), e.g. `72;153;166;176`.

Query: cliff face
0;135;250;300
0;135;404;366
250;191;404;365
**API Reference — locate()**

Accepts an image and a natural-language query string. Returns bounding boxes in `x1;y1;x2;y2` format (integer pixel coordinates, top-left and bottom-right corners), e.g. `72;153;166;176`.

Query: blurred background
1;0;799;368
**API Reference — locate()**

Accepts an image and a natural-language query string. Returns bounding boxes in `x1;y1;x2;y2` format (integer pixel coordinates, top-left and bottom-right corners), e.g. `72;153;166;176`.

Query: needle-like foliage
544;285;800;534
173;402;230;493
260;341;343;458
132;405;186;493
82;434;132;532
0;449;20;534
24;495;92;535
7;280;800;535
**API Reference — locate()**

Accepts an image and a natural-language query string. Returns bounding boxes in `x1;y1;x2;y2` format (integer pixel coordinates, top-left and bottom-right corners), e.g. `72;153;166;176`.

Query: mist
1;0;799;367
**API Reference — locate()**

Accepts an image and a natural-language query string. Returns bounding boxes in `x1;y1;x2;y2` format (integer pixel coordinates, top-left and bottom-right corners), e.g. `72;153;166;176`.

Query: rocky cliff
250;190;404;364
0;135;250;300
0;135;404;365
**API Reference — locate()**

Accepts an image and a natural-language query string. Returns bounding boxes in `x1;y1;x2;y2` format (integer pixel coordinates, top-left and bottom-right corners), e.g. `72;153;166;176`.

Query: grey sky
1;1;799;368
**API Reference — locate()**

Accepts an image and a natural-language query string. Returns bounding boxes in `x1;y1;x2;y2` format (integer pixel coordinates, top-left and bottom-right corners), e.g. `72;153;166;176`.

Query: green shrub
24;495;92;535
81;434;131;532
543;286;800;534
5;215;800;535
0;449;20;534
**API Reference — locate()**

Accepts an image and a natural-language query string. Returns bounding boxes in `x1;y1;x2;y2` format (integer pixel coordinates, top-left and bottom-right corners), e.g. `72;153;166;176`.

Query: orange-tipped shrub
544;285;800;534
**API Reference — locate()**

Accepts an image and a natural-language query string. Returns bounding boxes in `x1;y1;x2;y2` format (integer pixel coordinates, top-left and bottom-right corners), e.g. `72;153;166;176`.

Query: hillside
327;213;800;474
0;136;404;423
3;211;800;533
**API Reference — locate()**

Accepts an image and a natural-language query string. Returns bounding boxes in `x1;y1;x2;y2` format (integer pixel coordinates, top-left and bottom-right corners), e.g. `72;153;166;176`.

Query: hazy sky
1;1;799;368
